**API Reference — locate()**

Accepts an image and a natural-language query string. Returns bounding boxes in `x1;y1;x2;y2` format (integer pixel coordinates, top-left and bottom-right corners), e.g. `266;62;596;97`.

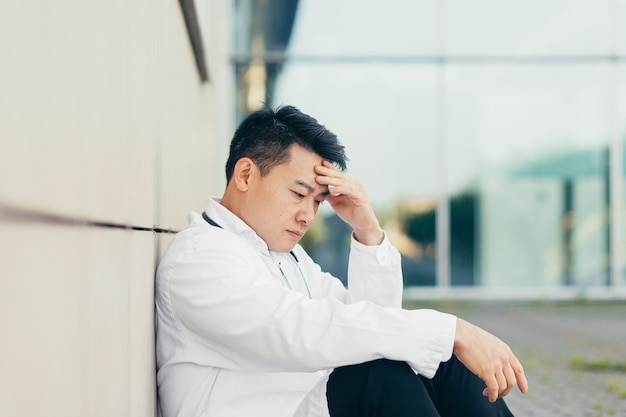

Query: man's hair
225;105;347;182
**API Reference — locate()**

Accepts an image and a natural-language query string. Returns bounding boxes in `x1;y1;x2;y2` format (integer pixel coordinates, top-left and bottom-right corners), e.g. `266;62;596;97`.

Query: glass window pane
620;4;626;56
447;0;613;56
446;64;613;287
274;63;441;286
288;0;439;56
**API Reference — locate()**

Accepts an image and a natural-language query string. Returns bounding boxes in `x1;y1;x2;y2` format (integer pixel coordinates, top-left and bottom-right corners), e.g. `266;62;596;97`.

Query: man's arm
312;160;403;307
164;241;455;374
315;160;529;400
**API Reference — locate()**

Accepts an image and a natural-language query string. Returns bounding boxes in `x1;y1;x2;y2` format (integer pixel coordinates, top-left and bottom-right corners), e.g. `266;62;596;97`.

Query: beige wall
0;1;232;416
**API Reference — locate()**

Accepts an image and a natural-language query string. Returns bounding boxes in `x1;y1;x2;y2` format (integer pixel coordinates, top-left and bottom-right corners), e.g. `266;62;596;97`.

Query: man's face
243;144;329;252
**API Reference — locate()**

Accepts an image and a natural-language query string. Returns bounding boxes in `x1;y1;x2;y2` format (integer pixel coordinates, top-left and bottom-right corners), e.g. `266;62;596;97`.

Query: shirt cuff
350;231;397;265
408;311;457;378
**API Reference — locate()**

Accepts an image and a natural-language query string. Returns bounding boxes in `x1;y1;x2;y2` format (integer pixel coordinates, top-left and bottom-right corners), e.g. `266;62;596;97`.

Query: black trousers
327;356;514;417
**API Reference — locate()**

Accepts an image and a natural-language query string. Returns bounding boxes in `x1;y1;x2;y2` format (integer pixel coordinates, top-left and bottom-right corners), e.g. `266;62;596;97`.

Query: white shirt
155;198;456;417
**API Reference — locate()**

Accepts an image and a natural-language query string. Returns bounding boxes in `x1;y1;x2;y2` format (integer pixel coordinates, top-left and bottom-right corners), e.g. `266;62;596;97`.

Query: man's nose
297;202;316;225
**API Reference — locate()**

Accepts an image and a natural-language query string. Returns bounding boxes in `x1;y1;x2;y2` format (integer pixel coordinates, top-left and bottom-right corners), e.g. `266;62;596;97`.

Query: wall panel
0;225;159;417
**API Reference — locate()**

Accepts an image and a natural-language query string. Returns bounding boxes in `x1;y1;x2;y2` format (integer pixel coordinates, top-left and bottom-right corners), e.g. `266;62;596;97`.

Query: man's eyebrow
295;179;330;197
295;179;315;193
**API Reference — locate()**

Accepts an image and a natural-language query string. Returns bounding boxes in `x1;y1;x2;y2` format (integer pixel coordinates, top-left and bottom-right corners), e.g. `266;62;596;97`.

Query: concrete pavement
404;300;626;416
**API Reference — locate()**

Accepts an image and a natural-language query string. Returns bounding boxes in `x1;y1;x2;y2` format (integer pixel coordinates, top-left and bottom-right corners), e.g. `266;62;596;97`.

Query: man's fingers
485;360;528;402
494;370;508;400
513;359;529;394
327;184;339;196
500;363;517;397
484;375;500;403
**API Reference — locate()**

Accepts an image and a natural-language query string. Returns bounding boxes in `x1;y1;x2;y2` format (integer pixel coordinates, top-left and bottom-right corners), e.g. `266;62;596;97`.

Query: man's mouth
287;230;303;239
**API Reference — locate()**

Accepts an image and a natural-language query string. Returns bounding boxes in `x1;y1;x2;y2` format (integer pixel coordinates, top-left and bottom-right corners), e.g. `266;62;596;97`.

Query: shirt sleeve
347;232;403;308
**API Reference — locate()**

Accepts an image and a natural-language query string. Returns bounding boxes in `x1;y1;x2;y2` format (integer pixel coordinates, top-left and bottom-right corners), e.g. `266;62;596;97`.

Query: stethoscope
202;212;313;299
274;250;313;299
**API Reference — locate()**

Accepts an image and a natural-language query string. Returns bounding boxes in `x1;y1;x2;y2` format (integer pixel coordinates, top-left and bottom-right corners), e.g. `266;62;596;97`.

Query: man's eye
293;191;305;199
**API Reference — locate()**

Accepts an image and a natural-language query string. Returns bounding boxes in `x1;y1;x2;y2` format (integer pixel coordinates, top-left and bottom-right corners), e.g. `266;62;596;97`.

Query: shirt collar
202;197;271;256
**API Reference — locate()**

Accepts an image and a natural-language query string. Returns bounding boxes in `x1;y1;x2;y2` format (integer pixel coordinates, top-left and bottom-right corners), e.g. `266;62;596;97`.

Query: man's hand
454;318;529;402
314;160;383;245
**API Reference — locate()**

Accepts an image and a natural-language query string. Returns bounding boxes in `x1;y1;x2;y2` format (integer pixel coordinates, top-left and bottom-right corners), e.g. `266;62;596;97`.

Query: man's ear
231;157;256;192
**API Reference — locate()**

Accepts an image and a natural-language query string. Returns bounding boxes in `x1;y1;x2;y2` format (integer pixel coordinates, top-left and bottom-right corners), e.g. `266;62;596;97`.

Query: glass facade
233;0;626;292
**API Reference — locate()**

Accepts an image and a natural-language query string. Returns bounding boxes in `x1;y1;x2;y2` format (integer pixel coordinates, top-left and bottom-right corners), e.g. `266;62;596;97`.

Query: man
155;105;528;417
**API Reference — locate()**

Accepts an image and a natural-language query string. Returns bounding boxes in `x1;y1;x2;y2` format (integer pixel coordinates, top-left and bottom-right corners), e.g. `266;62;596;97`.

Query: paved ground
404;300;626;416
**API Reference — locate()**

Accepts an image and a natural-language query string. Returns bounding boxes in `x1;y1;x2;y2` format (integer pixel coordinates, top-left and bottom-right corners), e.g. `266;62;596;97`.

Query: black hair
225;105;347;182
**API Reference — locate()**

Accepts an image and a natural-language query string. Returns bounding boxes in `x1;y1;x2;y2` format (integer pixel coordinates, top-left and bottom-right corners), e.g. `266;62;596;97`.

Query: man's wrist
453;317;472;356
353;227;385;246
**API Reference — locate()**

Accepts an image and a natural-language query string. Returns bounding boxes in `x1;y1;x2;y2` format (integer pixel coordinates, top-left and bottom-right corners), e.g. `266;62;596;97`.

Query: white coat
155;198;456;417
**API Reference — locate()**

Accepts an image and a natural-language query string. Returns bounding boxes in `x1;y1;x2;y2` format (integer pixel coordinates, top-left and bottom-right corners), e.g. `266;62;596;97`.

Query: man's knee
327;360;437;417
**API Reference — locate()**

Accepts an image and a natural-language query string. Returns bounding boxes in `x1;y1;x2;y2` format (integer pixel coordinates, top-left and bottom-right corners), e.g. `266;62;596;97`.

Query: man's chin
269;242;298;253
279;246;298;253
